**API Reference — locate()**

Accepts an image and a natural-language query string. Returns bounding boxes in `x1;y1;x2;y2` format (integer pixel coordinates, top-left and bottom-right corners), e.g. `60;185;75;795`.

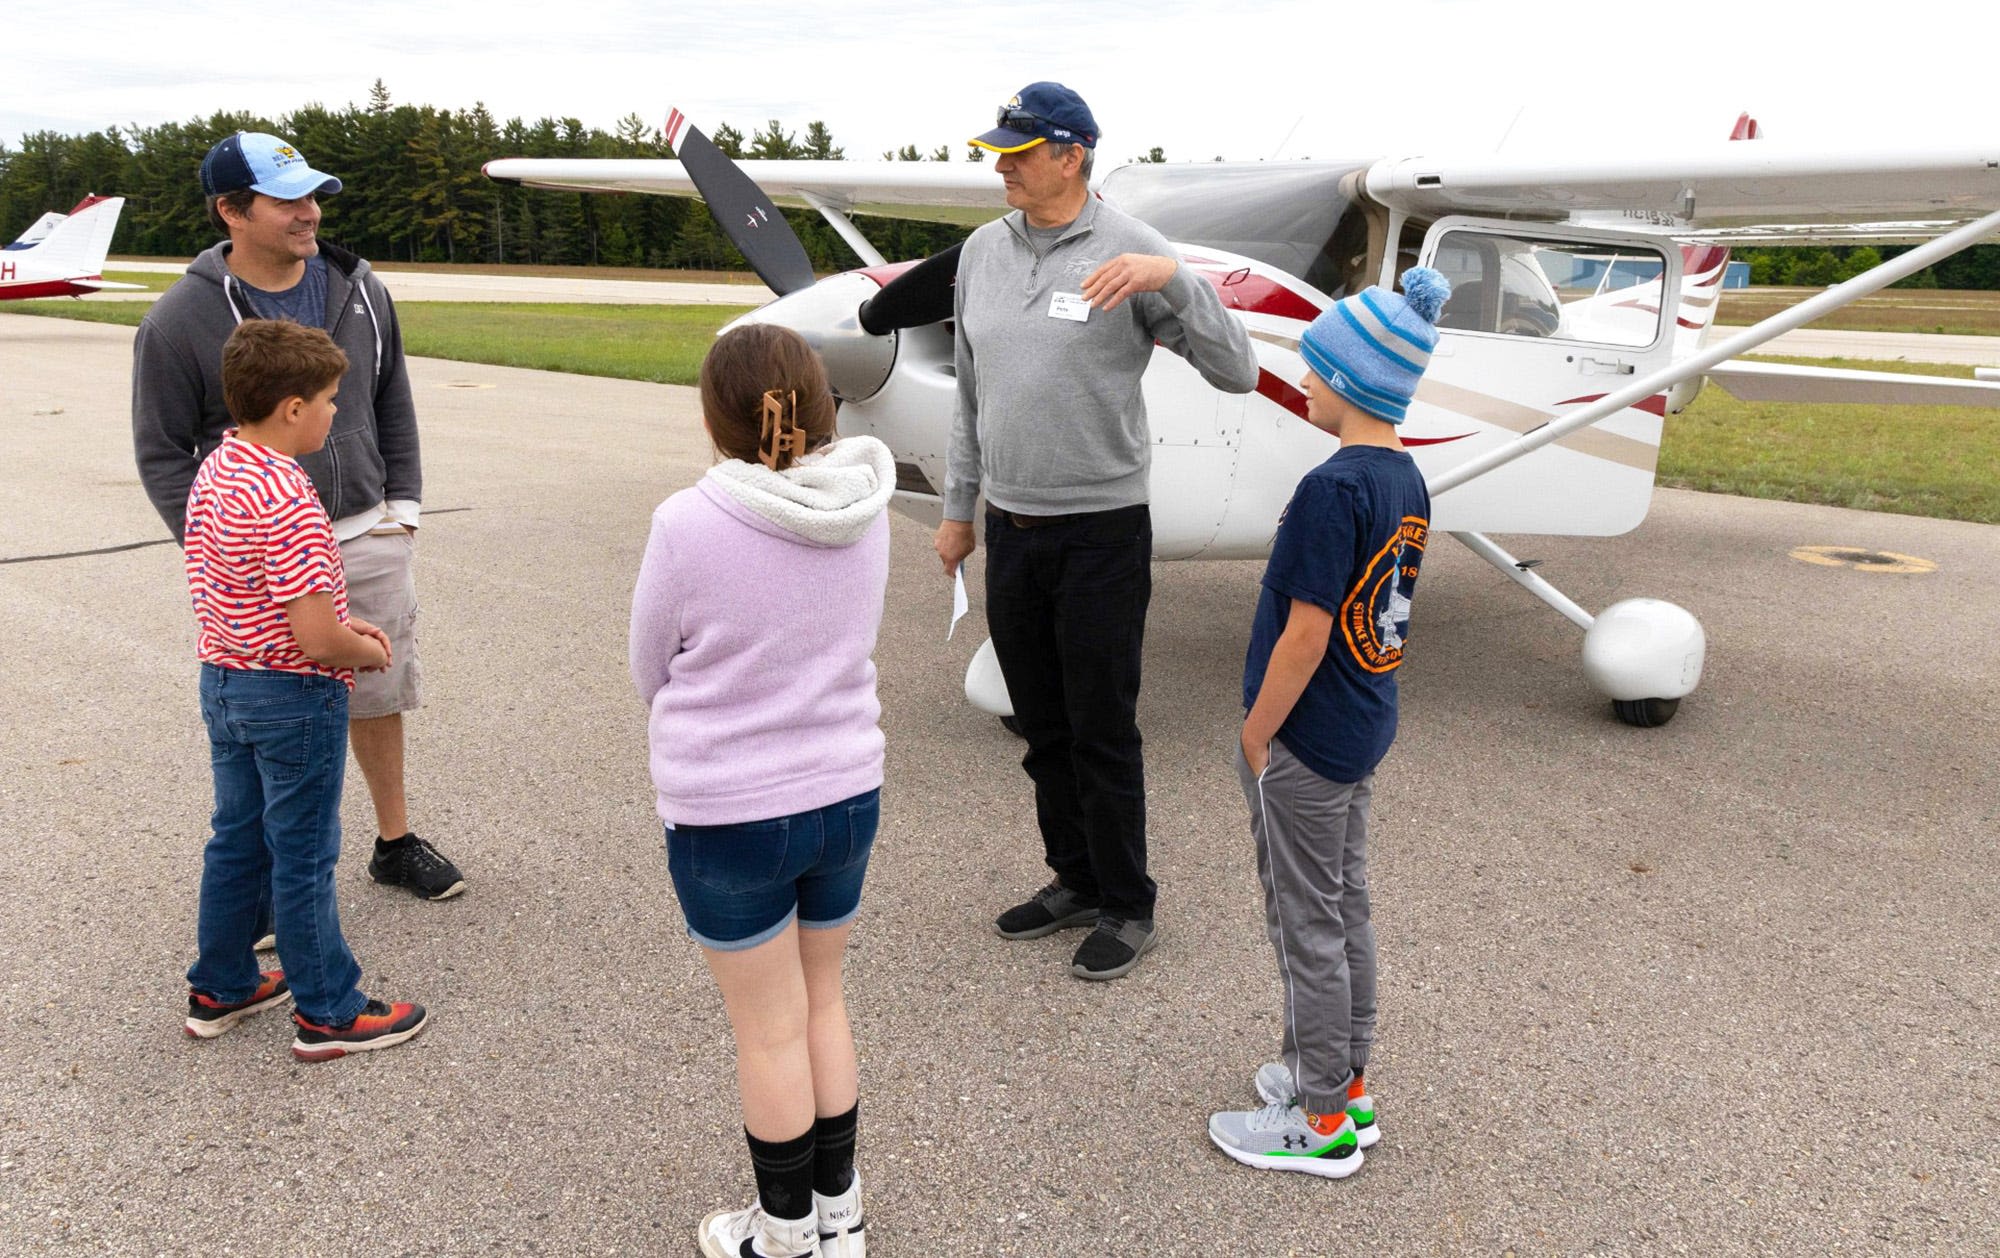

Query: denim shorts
666;789;879;951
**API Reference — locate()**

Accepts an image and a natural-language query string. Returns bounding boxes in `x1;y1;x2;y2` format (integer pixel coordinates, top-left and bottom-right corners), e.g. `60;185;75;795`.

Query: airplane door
1414;217;1681;536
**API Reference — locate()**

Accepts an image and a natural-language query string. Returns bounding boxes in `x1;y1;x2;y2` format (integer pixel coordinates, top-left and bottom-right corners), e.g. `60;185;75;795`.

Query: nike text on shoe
1254;1062;1380;1148
815;1170;866;1258
1207;1100;1364;1179
185;971;291;1038
698;1201;818;1258
994;880;1101;940
368;833;466;901
1068;915;1158;981
291;998;428;1061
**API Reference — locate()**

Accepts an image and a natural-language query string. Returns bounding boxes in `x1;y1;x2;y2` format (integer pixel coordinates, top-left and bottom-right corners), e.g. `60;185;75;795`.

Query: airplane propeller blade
858;243;963;335
666;110;817;297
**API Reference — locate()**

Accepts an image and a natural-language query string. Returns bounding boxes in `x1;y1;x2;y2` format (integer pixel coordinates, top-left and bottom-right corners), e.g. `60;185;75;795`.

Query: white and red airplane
0;195;144;301
485;111;2000;727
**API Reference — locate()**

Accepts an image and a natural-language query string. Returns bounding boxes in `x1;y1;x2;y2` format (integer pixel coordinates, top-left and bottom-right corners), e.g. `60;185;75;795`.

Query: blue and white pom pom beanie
1298;266;1452;424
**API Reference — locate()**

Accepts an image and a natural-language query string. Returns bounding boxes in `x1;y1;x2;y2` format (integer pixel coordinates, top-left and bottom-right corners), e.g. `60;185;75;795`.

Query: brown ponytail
698;324;836;472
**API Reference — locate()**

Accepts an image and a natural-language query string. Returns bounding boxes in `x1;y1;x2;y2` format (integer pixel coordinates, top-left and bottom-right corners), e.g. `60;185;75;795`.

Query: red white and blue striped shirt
184;433;353;686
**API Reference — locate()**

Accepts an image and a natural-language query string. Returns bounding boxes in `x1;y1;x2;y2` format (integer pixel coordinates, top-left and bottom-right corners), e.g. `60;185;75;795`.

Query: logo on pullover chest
1060;255;1100;283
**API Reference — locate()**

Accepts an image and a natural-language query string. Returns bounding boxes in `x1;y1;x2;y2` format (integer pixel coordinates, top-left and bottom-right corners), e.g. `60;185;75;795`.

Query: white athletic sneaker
1207;1100;1365;1179
1255;1062;1380;1149
698;1202;817;1258
814;1171;866;1258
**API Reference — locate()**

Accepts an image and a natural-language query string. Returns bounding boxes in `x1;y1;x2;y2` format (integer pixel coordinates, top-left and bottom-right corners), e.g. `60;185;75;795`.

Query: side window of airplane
1429;230;1667;348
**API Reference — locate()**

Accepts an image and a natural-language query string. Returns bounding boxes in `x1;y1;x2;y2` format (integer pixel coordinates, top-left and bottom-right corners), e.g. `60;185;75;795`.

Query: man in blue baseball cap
135;131;470;919
936;82;1258;982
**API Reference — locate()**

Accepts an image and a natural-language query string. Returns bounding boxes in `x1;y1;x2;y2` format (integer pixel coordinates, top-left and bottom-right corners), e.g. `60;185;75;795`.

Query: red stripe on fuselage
1257;369;1471;446
1188;267;1323;322
1558;393;1668;416
0;279;91;300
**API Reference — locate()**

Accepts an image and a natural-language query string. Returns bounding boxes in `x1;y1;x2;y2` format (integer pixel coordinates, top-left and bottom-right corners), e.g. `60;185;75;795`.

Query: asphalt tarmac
2;313;1994;1256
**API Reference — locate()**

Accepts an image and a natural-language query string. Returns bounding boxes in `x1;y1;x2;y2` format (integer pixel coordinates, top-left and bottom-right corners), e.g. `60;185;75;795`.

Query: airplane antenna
1268;115;1304;161
1494;105;1527;152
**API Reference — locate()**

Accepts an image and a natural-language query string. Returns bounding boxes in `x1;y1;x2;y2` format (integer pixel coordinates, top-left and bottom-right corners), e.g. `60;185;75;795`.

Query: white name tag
1048;291;1090;322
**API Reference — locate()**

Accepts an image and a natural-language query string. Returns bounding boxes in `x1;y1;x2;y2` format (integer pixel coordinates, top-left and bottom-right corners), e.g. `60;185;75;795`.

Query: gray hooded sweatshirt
131;240;420;544
944;195;1258;520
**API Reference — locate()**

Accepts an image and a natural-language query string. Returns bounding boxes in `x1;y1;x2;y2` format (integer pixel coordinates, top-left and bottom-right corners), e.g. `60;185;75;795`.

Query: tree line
0;82;978;271
3;84;1995;287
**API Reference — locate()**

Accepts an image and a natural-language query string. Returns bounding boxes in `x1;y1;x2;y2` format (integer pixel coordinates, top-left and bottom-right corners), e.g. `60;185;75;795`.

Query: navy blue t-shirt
237;254;329;329
1242;445;1431;783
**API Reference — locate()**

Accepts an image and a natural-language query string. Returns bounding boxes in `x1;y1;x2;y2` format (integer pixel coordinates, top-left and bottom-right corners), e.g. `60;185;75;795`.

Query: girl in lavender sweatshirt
630;324;891;1258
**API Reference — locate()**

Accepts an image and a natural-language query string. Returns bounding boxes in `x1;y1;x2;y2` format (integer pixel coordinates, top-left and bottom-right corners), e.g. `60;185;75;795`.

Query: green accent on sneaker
1268;1129;1359;1160
1348;1103;1376;1125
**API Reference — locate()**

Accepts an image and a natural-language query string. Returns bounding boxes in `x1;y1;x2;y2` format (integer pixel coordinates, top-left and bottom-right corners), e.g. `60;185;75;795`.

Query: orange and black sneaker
186;971;292;1038
1345;1072;1381;1150
291;998;428;1062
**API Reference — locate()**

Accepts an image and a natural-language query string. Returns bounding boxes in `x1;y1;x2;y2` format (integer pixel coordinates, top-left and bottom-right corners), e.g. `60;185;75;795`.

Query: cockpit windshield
1100;161;1374;300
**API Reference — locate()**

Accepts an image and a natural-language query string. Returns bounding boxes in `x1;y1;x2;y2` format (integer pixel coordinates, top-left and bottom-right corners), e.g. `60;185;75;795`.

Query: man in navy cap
134;131;467;905
934;83;1257;981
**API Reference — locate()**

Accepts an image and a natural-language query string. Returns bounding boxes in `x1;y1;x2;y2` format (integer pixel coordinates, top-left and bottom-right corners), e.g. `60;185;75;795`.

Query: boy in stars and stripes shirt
179;319;428;1062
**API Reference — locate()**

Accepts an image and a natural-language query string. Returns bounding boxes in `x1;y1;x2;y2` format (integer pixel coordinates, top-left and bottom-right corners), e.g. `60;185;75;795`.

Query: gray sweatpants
1236;739;1377;1116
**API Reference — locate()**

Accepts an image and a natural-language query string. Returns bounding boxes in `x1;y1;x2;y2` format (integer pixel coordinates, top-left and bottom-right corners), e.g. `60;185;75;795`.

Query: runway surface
2;313;1995;1255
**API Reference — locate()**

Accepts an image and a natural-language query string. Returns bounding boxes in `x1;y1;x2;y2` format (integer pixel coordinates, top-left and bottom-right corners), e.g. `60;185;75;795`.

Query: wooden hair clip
759;389;806;469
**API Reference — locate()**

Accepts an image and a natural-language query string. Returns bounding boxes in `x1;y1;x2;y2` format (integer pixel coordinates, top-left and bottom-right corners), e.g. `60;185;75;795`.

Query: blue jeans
187;664;367;1026
666;789;880;951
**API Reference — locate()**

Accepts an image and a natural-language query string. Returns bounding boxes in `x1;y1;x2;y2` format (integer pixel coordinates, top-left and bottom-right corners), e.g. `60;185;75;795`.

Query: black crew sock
745;1127;815;1222
812;1104;858;1197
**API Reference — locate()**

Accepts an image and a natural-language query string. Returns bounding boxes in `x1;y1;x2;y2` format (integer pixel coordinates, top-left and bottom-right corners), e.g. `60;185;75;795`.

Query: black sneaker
368;834;465;900
1070;916;1159;980
994;880;1102;940
291;998;428;1062
184;971;291;1038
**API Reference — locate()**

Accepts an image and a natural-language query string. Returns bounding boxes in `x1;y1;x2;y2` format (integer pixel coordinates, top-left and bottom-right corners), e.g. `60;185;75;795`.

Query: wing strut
799;192;889;268
1427;207;2000;499
1450;532;1594;629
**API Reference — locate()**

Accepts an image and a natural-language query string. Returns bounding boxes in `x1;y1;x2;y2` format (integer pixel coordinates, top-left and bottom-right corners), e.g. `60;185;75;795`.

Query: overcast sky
7;1;1990;164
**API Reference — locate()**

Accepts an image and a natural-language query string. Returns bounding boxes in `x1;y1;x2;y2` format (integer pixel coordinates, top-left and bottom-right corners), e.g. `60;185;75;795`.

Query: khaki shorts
340;530;423;719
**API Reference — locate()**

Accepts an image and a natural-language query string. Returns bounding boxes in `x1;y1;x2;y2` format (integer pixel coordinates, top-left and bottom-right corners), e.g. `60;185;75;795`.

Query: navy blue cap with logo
200;132;343;200
970;82;1099;153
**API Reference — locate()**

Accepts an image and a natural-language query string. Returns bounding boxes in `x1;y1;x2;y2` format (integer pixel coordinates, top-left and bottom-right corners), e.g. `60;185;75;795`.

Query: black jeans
984;503;1156;919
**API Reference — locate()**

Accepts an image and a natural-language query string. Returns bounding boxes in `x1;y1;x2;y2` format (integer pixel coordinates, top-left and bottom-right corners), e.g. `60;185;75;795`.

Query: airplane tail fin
18;195;124;276
1679;116;1760;341
6;211;68;250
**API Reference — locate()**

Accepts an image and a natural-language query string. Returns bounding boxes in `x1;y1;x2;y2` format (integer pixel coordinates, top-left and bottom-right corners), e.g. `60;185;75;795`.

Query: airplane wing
482;158;1011;227
1365;143;2000;242
1706;359;2000;406
66;278;148;292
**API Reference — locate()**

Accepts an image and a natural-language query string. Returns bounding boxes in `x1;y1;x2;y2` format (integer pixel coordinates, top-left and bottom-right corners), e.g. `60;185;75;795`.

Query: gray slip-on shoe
1069;916;1158;980
995;880;1102;940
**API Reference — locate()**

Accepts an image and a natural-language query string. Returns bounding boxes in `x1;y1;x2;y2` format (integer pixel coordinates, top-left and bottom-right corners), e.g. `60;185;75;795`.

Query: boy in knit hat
1207;267;1451;1178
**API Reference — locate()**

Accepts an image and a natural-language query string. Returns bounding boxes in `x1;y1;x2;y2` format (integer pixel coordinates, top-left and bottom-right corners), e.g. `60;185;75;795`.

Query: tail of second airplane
5;210;69;250
16;195;125;277
1662;116;1759;410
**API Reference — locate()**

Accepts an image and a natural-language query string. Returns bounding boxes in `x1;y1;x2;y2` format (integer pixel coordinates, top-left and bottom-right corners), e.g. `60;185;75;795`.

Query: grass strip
1662;356;2000;523
397;302;755;385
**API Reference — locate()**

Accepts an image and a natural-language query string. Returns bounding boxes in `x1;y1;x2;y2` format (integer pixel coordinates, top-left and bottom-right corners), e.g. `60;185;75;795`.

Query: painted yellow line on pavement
1789;545;1937;574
